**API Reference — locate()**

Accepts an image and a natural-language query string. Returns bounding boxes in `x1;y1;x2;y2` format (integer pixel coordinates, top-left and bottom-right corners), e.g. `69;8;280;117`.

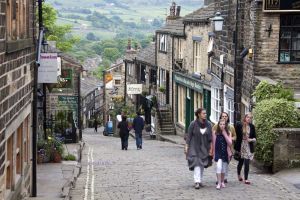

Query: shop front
174;73;211;136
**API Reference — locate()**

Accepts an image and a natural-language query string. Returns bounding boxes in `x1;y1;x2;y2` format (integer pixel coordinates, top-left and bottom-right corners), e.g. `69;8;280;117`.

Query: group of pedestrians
185;108;256;190
117;112;144;150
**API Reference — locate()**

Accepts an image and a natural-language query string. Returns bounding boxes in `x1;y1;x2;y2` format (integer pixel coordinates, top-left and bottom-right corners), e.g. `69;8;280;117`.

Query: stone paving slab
70;128;300;200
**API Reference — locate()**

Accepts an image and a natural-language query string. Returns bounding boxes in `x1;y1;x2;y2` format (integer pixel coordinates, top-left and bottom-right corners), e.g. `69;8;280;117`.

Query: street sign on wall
38;53;59;83
127;84;143;94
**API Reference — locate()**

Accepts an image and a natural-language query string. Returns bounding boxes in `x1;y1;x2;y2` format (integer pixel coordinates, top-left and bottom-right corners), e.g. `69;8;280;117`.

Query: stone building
45;54;82;143
212;0;300;121
103;61;125;124
154;2;184;136
173;3;215;136
0;0;36;199
81;76;103;129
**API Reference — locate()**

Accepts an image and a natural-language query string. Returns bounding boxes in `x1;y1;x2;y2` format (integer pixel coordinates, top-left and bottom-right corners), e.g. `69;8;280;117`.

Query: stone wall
273;128;300;173
0;1;35;199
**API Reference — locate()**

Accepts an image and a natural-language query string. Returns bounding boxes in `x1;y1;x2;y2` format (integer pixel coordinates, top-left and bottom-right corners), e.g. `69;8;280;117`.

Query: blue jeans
135;132;142;148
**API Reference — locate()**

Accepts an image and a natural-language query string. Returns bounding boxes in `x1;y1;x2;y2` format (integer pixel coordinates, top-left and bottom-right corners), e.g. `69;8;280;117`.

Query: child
212;119;232;190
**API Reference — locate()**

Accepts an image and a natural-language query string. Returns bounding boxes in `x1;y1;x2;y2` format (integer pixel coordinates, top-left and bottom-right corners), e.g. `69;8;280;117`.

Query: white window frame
159;34;167;52
224;97;234;125
159;69;166;87
177;85;186;126
178;39;183;59
193;41;201;72
211;87;221;124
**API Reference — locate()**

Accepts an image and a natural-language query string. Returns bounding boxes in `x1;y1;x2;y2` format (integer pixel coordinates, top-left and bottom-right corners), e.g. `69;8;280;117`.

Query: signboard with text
174;74;203;93
263;0;300;12
38;53;59;83
127;84;143;95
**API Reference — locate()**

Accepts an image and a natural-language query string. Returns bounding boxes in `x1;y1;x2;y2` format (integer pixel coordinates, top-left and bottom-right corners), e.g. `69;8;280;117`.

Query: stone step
160;130;176;135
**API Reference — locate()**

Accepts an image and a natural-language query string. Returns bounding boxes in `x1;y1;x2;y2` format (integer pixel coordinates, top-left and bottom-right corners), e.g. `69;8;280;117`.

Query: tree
103;48;121;62
42;3;79;52
86;32;99;41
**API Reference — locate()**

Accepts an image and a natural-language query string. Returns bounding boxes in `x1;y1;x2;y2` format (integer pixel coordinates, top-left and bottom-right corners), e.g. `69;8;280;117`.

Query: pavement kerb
61;141;85;200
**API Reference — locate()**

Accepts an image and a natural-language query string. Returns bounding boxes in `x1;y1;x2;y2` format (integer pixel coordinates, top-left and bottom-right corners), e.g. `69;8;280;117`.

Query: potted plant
159;86;166;93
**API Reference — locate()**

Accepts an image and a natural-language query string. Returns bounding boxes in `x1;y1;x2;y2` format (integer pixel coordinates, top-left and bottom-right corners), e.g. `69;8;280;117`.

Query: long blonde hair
242;113;252;135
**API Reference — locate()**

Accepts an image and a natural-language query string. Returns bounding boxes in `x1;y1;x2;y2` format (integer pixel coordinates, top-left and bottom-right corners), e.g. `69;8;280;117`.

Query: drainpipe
32;0;43;196
234;0;239;125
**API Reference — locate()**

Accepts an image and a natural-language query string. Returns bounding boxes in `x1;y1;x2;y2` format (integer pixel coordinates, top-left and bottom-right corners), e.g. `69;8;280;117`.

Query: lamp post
212;12;225;113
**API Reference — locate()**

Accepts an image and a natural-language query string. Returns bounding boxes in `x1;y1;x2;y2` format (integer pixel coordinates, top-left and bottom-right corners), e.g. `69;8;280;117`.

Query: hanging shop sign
263;0;300;12
127;84;143;95
38;53;59;83
174;73;203;93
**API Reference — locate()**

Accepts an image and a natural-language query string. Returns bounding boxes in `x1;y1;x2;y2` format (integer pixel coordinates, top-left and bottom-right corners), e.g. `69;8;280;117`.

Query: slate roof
136;43;155;66
183;3;215;24
156;18;185;36
81;76;102;97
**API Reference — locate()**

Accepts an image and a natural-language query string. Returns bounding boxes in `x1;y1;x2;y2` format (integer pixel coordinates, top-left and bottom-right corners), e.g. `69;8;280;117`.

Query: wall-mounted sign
127;84;143;94
38;53;58;83
174;73;203;93
58;95;78;110
263;0;300;12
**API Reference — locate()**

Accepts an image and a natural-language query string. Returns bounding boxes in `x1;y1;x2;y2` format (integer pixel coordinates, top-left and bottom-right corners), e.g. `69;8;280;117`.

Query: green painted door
185;89;194;132
203;89;211;121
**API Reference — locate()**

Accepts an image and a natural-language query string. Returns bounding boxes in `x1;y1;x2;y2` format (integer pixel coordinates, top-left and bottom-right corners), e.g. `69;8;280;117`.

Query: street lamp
212;12;224;31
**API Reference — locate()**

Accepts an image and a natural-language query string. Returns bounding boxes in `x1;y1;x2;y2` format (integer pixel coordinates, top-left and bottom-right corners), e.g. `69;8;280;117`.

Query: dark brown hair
216;119;229;135
195;108;206;119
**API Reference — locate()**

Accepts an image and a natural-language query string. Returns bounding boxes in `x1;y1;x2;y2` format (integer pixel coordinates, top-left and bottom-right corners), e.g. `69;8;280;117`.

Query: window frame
279;15;300;63
177;85;186;126
193;41;202;72
159;34;167;52
211;87;221;124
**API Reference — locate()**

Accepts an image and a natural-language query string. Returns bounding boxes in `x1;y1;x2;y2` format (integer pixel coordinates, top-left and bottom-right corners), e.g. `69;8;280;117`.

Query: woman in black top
118;115;130;150
234;113;256;184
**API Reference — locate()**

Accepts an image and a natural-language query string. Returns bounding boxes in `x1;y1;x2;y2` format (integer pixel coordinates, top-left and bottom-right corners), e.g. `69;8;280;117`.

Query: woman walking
185;108;212;189
212;119;232;190
234;113;256;184
212;112;236;183
117;115;130;150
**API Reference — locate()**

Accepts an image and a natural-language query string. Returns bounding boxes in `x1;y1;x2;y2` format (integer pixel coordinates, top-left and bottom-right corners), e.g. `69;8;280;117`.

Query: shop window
150;69;157;85
279;15;300;63
211;87;221;123
177;85;186;125
194;92;202;110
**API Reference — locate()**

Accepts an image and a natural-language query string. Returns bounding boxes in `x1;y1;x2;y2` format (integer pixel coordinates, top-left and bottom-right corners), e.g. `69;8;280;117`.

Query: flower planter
52;151;62;163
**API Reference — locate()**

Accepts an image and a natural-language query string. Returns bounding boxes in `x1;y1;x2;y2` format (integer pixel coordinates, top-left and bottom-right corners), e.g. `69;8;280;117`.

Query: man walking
94;118;98;132
133;111;144;150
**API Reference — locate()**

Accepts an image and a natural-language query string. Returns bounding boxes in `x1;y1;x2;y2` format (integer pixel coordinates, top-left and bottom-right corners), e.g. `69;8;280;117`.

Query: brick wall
0;0;35;199
273;128;300;173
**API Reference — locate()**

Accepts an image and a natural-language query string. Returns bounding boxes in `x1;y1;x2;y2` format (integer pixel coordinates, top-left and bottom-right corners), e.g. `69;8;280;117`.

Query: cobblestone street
70;129;300;200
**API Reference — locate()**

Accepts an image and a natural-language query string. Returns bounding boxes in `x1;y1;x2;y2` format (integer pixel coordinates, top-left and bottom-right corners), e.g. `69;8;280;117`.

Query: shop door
185;89;194;132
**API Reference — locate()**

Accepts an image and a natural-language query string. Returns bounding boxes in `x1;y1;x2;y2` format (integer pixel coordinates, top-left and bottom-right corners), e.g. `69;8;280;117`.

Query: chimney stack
127;38;131;50
170;2;176;17
176;6;181;17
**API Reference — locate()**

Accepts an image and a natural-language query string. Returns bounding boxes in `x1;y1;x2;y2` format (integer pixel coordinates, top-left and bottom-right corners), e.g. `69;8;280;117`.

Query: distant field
49;0;202;40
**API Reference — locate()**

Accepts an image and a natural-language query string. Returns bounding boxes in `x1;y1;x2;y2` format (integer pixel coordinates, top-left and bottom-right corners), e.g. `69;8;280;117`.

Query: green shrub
253;98;300;165
252;80;294;103
64;154;76;161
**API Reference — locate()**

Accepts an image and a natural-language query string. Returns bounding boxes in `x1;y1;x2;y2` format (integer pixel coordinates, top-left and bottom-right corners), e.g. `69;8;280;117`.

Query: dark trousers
94;126;97;132
121;136;129;150
237;158;250;180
